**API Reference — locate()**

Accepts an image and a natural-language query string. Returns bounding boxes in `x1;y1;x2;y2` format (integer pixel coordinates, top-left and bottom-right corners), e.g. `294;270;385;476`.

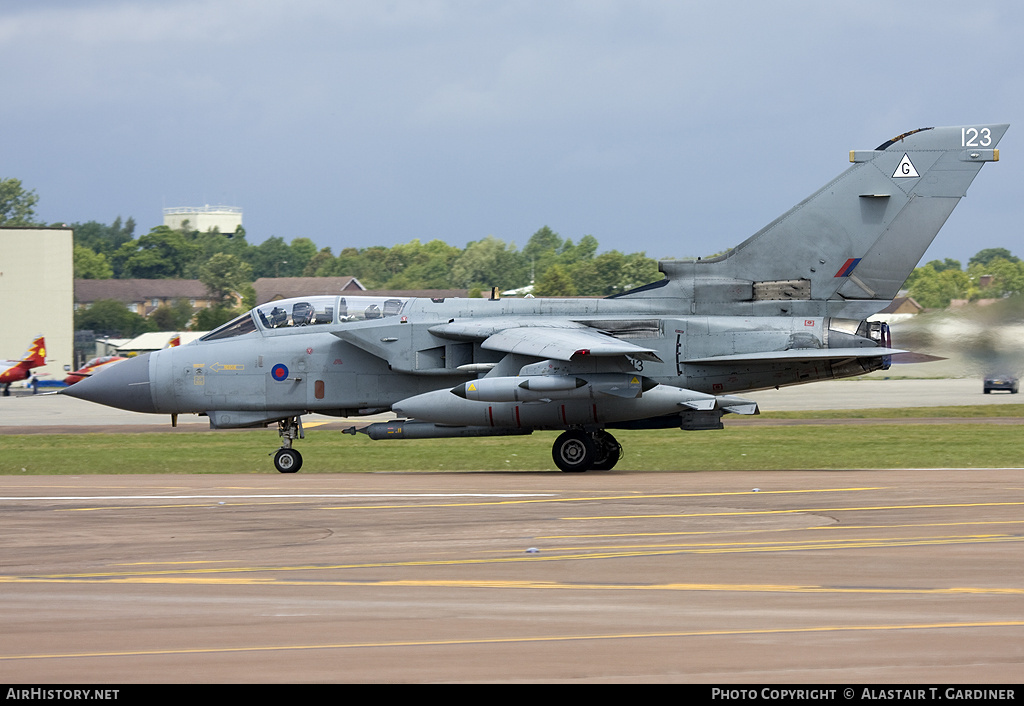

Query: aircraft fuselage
99;294;887;429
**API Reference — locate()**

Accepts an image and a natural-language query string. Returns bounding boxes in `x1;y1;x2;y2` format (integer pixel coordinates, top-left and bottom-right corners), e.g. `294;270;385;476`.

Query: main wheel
590;431;622;471
274;448;302;473
552;430;597;472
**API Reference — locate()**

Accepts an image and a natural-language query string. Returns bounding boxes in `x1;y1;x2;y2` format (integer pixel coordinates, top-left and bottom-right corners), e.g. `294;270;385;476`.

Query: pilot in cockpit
269;306;288;328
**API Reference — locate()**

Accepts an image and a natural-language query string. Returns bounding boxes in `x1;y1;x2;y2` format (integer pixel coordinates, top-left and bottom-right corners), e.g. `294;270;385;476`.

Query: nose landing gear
273;416;304;473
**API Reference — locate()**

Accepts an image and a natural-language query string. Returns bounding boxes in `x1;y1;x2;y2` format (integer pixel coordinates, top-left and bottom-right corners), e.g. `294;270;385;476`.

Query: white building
163;204;242;233
0;227;75;378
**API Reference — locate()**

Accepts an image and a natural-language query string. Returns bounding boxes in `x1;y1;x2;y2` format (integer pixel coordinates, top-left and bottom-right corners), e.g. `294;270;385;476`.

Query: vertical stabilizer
656;124;1007;309
19;336;46;368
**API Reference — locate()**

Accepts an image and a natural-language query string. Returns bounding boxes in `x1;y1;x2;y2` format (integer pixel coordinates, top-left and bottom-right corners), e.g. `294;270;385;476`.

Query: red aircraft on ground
1;335;47;395
64;333;182;385
64;355;128;385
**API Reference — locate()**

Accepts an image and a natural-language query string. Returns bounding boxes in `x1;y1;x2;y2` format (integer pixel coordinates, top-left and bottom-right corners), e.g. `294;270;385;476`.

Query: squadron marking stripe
834;258;862;277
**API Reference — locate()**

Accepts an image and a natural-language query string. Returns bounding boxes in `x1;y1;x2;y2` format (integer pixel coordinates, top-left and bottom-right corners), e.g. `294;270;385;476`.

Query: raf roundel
271;364;289;382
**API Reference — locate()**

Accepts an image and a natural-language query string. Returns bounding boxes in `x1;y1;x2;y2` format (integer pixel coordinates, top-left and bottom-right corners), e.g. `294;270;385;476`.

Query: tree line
3;177;664;333
904;248;1024;309
69;220;666;333
70;221;661;295
4;177;1021;335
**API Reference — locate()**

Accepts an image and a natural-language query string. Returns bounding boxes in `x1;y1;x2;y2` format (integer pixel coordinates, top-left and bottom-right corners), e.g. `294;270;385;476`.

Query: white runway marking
0;493;556;501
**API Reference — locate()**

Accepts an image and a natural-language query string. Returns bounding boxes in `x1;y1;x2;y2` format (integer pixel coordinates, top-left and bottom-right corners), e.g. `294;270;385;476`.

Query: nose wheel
274;448;302;473
273;416;305;473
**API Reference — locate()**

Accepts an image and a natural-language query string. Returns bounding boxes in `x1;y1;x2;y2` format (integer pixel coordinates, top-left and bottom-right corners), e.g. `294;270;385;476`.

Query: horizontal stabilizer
716;395;759;415
888;352;946;364
648;384;719;411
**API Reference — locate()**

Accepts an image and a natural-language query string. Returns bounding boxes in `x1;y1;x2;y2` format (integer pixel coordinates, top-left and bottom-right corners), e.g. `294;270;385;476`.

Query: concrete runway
2;379;1022;682
1;470;1022;683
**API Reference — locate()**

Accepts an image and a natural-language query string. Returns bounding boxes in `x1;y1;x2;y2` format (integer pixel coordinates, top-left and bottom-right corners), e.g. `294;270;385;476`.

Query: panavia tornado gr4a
64;124;1007;472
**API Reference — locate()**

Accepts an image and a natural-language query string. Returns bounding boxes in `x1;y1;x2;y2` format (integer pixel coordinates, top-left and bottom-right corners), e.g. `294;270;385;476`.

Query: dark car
983;375;1019;394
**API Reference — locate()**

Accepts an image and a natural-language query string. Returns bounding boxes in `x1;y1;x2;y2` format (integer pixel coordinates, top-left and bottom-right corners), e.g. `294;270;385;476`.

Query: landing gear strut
590;430;622;471
552;429;621;472
273;416;304;473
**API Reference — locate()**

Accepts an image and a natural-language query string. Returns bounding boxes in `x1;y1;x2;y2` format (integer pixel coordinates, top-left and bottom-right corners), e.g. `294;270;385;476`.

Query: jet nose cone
61;353;157;413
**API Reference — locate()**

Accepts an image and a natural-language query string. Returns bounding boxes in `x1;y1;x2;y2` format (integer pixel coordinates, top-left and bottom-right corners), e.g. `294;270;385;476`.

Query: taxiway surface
2;378;1022;682
2;470;1022;683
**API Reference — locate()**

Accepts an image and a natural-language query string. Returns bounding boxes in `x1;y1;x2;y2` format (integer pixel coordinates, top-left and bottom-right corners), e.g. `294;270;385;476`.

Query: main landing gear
273;416;304;473
551;429;622;472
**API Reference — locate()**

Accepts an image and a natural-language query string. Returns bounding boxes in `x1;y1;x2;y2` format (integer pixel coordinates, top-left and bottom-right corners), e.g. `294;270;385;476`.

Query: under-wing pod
450;373;648;403
353;420;533;440
392;383;731;428
451;375;584;402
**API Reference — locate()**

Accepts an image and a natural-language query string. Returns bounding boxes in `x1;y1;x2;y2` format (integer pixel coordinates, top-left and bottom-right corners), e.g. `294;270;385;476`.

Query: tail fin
655;124;1008;315
18;336;46;369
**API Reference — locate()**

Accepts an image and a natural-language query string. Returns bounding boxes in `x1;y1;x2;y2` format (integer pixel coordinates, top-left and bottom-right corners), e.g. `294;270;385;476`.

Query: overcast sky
3;0;1021;266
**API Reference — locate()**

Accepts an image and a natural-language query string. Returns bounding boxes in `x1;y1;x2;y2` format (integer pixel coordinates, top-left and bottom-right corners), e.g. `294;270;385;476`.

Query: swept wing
430;320;662;362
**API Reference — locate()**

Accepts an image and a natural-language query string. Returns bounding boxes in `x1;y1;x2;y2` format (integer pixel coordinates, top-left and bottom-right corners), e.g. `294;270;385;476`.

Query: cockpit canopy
199;295;410;342
257;297;337;329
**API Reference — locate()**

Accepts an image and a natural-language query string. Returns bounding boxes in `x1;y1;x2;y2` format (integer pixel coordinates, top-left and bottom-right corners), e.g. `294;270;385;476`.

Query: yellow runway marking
14;487;884;513
317;486;883;510
42;486;886;513
565;500;1024;520
3;577;1022;595
822;519;1024;530
544;518;1024;540
115;561;233;566
2;533;1021;582
657;535;1024;554
517;533;1022;553
3;620;1023;662
299;421;331;429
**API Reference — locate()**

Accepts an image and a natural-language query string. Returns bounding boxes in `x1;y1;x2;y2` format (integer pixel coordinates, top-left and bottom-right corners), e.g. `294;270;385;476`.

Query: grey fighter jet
64;124;1008;472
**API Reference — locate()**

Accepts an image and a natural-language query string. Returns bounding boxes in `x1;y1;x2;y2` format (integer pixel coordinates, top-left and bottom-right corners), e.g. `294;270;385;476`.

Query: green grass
2;409;1023;474
758;404;1024;420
